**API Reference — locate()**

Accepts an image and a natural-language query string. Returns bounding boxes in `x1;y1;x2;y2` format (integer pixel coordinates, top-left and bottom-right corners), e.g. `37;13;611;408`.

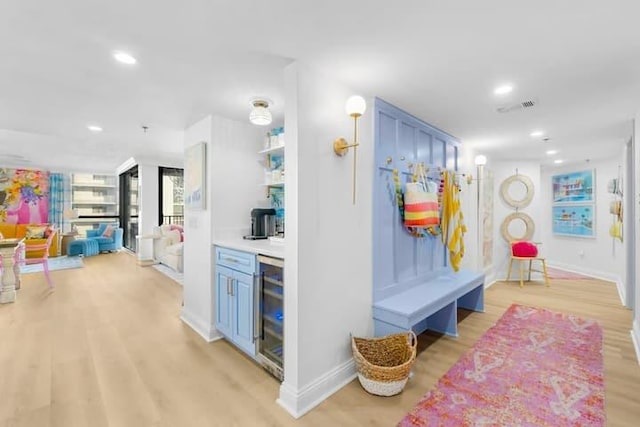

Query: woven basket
351;330;417;396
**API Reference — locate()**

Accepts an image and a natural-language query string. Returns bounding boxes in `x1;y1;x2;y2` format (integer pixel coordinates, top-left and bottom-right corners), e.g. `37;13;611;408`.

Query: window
159;167;184;226
71;173;119;236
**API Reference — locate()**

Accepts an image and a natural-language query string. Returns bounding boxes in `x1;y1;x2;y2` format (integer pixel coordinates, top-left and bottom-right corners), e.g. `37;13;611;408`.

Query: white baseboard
547;262;625;305
180;308;223;342
277;359;356;419
632;321;640;366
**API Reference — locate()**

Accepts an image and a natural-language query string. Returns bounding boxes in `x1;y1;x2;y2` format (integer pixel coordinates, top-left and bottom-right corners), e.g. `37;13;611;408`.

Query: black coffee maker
244;208;276;240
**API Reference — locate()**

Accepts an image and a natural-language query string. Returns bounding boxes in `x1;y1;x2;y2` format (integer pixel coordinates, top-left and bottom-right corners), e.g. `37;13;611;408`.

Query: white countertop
214;237;285;259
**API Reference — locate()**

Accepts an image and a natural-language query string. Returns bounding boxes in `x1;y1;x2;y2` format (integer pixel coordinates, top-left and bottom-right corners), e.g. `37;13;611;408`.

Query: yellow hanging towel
440;171;466;272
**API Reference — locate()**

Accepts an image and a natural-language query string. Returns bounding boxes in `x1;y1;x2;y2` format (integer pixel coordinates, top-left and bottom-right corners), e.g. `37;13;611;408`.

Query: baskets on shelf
351;330;417;396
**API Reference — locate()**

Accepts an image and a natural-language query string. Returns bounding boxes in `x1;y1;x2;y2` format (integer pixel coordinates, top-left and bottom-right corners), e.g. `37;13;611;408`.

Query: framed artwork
185;141;206;210
551;170;595;203
482;169;494;268
552;204;595;238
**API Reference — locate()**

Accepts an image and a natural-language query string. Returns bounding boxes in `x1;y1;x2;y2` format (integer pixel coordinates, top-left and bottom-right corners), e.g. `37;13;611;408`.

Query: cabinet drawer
215;246;256;274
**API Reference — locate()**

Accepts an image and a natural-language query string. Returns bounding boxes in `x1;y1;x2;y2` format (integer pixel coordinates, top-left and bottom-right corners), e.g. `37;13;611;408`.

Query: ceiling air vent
496;98;539;113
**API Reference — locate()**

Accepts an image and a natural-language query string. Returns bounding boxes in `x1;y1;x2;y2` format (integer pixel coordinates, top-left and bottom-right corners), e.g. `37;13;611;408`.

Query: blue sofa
86;223;124;252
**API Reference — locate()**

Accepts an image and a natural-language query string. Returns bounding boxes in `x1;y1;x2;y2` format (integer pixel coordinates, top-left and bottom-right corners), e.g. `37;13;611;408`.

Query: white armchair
152;225;183;272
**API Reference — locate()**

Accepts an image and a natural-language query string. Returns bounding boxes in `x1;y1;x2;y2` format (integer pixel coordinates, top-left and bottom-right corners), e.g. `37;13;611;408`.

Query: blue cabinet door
215;265;234;338
232;270;256;357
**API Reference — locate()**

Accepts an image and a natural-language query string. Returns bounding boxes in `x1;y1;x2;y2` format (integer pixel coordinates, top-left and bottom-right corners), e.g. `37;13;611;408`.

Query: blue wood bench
373;269;485;337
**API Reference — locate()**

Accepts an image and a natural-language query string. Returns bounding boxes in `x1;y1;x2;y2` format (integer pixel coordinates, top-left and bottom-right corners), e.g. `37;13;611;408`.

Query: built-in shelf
263;288;283;301
264;313;283;327
261;181;284;187
259;145;285;155
264;276;283;287
263;325;283;341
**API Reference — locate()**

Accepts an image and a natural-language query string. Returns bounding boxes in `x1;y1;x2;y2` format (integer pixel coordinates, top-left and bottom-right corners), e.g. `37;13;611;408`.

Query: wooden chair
14;227;57;289
506;241;549;287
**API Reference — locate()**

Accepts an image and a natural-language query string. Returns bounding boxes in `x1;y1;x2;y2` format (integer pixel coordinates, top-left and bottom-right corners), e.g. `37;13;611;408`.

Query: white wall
181;115;265;341
632;114;640;363
137;164;159;260
491;161;542;280
540;156;625;287
209;116;266;240
182;116;217;340
279;62;373;417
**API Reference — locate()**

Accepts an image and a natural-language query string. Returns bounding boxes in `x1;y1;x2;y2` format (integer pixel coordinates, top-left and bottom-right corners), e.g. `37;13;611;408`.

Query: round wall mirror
501;212;535;242
500;174;534;209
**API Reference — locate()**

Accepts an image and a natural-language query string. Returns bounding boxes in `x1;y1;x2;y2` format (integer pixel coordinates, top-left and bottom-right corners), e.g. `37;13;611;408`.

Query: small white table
136;234;158;266
0;238;25;304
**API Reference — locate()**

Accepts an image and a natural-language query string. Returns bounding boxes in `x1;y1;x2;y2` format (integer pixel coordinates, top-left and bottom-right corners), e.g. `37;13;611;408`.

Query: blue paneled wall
373;98;460;301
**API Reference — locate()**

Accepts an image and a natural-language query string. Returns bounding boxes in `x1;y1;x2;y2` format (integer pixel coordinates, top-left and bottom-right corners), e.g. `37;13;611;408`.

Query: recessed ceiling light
87;125;103;133
113;51;137;65
530;130;544;137
546;150;557;155
554;159;563;164
494;84;513;95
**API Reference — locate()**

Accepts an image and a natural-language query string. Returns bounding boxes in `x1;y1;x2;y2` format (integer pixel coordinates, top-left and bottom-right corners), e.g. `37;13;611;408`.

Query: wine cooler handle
253;273;261;341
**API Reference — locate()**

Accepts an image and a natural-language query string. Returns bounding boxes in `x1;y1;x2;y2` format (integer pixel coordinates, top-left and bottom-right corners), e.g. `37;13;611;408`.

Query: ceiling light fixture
530;130;544;137
494;84;513;95
249;100;272;126
113;51;137;65
87;125;103;133
554;159;563;164
546;150;557;155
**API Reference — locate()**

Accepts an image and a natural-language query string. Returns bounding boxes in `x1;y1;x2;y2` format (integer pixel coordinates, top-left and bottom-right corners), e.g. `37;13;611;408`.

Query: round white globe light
474;154;487;166
345;95;366;117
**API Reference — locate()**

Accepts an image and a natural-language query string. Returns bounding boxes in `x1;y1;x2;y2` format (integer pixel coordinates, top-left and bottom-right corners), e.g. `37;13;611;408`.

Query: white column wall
137;164;159;261
181;115;265;341
632;114;640;363
181;116;217;340
279;62;373;418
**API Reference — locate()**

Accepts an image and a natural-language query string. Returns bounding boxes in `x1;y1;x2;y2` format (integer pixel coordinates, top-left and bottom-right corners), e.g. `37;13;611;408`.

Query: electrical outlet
579;250;585;257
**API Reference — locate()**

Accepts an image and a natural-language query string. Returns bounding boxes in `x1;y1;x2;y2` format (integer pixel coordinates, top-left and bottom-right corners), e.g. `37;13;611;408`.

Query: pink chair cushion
512;241;538;258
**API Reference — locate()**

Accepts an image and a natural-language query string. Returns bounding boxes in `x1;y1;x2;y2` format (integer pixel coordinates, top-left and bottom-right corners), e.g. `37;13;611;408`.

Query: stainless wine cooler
257;255;284;381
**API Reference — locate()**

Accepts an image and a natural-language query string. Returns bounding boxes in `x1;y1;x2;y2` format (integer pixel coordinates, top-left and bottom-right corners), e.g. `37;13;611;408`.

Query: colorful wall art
551;170;594;203
552;204;595;238
551;169;596;238
0;168;50;224
185;142;206;210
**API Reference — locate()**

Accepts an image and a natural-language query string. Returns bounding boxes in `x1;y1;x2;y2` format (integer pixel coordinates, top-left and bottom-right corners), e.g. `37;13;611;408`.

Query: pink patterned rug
399;304;605;426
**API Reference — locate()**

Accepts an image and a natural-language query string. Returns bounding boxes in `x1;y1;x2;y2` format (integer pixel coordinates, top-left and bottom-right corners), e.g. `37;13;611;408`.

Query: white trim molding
180;309;223;342
632;320;640;365
277;359;356;419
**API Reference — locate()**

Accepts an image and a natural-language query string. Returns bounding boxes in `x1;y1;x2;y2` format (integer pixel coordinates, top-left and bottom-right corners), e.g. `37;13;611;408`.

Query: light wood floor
1;253;639;426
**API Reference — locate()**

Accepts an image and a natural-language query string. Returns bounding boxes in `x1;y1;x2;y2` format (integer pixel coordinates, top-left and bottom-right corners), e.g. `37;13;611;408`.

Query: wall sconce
474;154;487;167
465;154;488;184
333;95;367;204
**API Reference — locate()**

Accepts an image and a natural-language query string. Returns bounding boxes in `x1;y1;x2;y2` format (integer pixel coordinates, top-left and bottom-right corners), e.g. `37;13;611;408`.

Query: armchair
87;223;123;252
152;225;183;272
